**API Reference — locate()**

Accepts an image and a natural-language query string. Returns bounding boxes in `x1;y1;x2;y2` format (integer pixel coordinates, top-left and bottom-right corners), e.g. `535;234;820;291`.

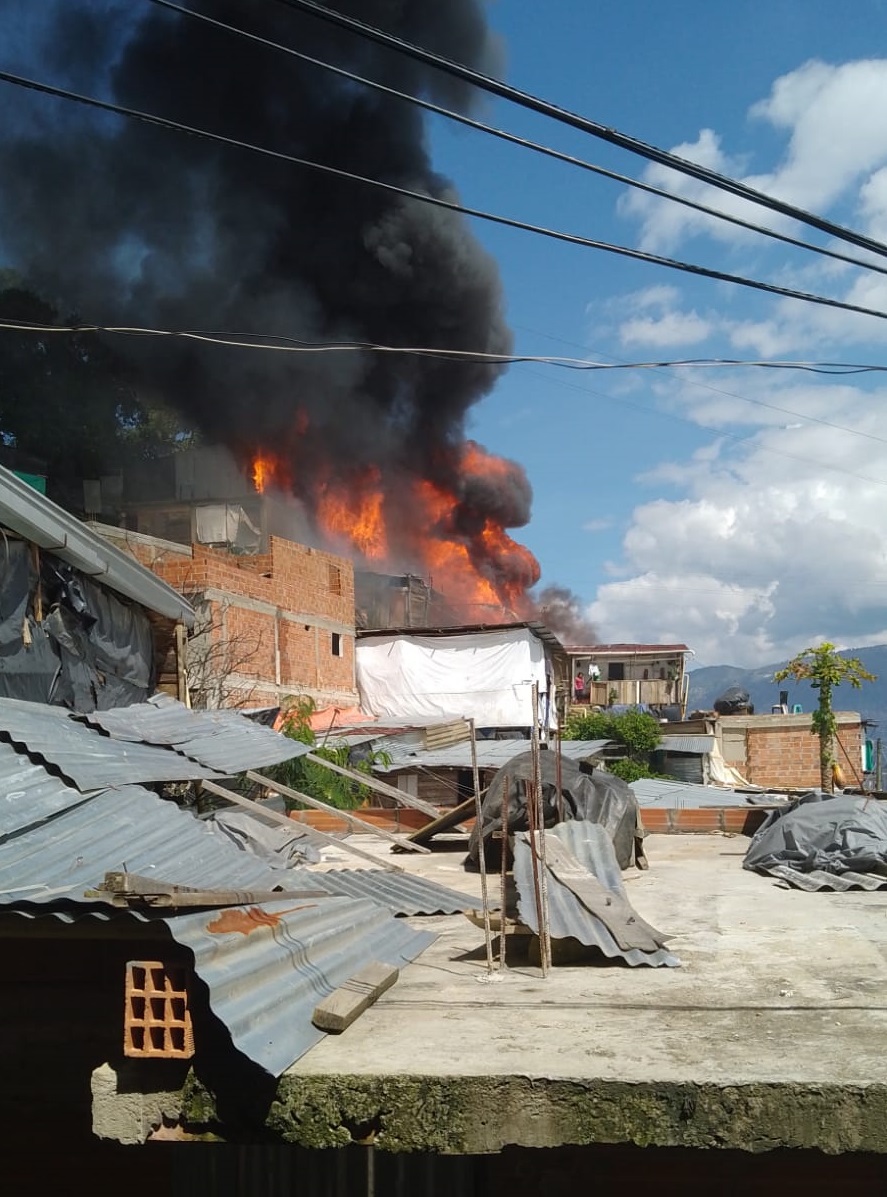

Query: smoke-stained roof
0;463;195;626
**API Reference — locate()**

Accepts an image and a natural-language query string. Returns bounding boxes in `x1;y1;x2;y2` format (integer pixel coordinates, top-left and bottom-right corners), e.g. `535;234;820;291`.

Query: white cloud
589;372;887;666
620;310;713;348
582;517;613;532
621;59;887;254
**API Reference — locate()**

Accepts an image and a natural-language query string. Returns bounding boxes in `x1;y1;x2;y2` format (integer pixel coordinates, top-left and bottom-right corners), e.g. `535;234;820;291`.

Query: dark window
607;662;625;681
331;632;343;657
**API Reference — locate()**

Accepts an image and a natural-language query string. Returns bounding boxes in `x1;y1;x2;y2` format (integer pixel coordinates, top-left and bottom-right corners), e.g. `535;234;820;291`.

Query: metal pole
469;718;495;975
499;773;509;971
531;682;552;976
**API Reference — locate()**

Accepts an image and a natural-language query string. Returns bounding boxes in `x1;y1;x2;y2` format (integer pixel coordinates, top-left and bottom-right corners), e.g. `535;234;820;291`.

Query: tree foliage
0;279;198;502
563;708;664;781
268;696;390;811
775;642;875;791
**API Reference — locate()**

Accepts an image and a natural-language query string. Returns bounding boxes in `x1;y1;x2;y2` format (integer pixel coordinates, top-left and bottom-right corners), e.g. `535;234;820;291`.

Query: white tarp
356;627;554;728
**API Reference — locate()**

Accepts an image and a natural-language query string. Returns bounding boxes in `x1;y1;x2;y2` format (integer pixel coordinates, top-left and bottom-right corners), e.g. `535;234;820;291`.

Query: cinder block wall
743;720;863;788
97;527;357;709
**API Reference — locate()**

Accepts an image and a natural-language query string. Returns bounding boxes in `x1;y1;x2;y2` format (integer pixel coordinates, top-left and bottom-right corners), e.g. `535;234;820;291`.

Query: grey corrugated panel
0;739;92;840
512;822;680;968
1;897;435;1076
166;896;436;1075
658;735;715;754
0;463;194;626
757;864;887;892
285;868;486;915
79;692;312;772
630;777;748;809
0;784;284;902
378;739;610;774
0;696;218;789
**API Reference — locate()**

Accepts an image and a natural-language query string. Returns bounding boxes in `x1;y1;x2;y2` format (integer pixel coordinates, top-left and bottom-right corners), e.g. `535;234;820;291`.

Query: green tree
563;707;664;782
774;643;875;792
268;696;390;811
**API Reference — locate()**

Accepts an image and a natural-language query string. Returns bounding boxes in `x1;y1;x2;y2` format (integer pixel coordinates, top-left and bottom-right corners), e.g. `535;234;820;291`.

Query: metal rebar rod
532;682;552;976
469;718;495;975
499;772;509;971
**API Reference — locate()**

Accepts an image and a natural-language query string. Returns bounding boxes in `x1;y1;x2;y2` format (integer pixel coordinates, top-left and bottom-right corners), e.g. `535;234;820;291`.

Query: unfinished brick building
718;711;864;789
95;525;357;710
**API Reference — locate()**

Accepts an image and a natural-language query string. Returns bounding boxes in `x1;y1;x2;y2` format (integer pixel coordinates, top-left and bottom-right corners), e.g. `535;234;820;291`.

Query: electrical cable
4;68;887;326
145;0;887;282
271;0;887;263
3;316;887;376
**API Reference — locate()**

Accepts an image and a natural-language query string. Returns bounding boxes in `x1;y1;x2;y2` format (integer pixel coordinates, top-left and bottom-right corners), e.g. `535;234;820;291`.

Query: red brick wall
95;526;357;709
744;722;863;788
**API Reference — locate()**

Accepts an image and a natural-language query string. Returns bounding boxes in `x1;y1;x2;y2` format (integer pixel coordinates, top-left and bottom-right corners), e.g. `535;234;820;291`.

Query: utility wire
3;69;887;328
4;317;887;376
145;0;887;282
274;0;887;264
514;323;887;449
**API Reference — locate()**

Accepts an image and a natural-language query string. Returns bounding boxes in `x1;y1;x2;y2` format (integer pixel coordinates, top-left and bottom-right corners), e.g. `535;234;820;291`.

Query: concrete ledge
264;1074;887;1154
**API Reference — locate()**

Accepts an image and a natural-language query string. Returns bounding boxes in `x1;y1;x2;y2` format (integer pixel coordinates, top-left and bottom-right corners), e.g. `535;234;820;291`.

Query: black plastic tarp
744;792;887;890
466;750;646;871
0;539;155;711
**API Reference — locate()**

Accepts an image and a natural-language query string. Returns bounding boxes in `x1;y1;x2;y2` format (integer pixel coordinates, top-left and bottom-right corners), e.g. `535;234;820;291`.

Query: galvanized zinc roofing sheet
166;897;435;1074
78;692;311;773
285;867;484;915
630;777;750;809
657;735;716;755
0;784;284;902
512;822;679;968
0;463;194;625
0;696;218;789
379;739;610;774
0;738;93;840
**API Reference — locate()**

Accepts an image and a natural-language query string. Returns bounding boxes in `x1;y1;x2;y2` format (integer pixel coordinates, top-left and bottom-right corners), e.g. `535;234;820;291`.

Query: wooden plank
199;779;404;873
304;752;441;819
95;871;329;907
399;796;476;848
312;961;399;1033
246;770;430;854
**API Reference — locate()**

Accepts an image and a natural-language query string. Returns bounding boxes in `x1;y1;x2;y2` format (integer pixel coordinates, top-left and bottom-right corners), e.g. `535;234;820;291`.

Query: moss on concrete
267;1075;887;1155
180;1070;220;1128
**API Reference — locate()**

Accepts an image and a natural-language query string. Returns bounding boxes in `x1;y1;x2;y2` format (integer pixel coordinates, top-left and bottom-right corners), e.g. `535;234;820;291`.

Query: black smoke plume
535;585;599;645
0;1;527;539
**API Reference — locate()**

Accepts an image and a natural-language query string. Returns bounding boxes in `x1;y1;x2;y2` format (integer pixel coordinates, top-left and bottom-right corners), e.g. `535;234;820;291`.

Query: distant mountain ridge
688;645;887;730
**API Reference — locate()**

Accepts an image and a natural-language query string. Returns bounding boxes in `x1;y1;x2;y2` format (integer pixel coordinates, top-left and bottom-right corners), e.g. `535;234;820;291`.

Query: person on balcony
574;671;585;703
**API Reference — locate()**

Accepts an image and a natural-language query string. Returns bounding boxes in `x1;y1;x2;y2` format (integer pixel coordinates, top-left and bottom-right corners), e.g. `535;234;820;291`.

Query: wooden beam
312;961;399;1033
304;751;440;818
198;779;403;873
246;770;429;854
398;796;475;849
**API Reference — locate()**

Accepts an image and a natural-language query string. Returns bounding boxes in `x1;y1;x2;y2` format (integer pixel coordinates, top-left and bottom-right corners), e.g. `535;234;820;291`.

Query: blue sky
419;1;887;665
4;1;887;668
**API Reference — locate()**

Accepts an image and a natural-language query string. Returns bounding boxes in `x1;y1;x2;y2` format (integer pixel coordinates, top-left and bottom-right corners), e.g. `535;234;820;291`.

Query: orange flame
316;470;388;561
252;455;272;494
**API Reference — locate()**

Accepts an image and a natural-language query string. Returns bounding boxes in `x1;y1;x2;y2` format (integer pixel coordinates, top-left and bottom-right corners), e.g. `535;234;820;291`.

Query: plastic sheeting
0;540;154;711
466;750;645;870
744;793;887;889
356;627;553;728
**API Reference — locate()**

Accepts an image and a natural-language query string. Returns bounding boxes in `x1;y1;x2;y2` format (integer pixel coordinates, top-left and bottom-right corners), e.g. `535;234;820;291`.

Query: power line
513;323;887;450
145;0;887;282
3;68;887;327
272;0;887;264
5;317;887;376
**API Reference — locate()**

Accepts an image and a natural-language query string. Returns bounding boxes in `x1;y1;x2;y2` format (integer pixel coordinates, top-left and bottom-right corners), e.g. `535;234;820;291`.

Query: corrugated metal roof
657;735;716;754
755;865;887;892
0;784;284;902
0;463;194;626
0;696;219;789
3;896;435;1075
630;777;752;809
378;739;610;774
512;822;679;968
78;692;312;773
285;868;484;915
565;643;689;655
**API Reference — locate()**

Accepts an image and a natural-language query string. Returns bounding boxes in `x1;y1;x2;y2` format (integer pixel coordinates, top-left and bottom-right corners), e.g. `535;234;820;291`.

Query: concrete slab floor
267;831;887;1153
298;832;887;1086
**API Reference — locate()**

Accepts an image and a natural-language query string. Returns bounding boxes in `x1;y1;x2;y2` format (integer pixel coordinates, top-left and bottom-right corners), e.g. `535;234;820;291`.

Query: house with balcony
566;642;692;714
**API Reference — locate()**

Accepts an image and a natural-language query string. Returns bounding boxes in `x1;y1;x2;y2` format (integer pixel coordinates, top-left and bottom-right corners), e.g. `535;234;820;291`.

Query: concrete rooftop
96;829;887;1153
